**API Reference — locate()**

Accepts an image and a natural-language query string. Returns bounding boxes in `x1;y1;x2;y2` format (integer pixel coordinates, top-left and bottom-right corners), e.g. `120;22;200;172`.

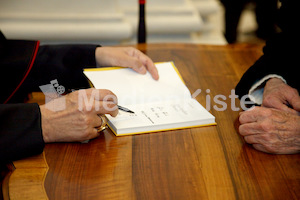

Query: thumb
262;95;298;114
289;95;300;112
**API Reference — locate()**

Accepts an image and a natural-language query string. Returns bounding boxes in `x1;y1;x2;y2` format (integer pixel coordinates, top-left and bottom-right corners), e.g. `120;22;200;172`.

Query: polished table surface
2;43;300;200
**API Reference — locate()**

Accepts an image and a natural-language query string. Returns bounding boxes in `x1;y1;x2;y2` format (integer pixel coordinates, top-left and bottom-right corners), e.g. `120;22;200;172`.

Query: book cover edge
107;122;217;137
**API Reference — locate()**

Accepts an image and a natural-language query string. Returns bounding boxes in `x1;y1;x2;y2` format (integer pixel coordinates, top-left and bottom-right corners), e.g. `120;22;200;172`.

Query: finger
239;123;261;136
239;106;275;124
244;135;259;144
263;96;299;114
263;85;300;114
82;88;118;104
77;127;100;142
121;55;147;75
288;92;300;112
145;60;159;80
239;107;261;123
91;115;103;128
94;101;119;117
78;93;118;116
82;116;106;142
87;128;100;141
98;89;118;104
135;50;159;80
252;144;270;153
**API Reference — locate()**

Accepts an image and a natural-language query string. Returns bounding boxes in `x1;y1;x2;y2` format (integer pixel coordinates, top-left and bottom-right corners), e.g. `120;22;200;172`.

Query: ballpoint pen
118;105;135;114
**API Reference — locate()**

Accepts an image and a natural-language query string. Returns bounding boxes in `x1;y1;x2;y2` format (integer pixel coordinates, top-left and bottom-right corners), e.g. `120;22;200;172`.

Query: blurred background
0;0;279;45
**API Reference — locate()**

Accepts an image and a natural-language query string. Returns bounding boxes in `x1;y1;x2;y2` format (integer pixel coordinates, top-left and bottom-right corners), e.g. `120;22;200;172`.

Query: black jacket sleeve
1;41;100;163
0;103;44;164
235;0;300;98
16;44;99;101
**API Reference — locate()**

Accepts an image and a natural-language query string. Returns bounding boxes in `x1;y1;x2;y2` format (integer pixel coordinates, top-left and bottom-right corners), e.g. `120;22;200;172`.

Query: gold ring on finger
96;115;107;133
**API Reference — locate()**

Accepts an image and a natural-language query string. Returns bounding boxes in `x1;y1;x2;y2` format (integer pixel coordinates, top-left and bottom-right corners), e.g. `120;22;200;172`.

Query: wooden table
2;43;300;200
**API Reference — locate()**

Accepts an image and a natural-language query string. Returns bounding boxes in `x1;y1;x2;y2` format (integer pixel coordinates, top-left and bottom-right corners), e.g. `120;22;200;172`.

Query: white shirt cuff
248;74;286;105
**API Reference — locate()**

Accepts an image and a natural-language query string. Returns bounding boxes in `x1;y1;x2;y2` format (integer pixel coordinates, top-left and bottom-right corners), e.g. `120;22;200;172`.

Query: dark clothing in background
220;0;279;43
235;0;300;97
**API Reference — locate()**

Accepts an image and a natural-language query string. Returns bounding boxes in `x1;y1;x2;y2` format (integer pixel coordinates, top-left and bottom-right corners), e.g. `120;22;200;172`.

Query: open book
83;62;216;136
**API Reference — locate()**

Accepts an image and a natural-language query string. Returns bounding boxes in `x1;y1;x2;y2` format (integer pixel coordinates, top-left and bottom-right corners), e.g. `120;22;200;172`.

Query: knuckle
77;113;92;128
133;58;141;67
262;96;273;106
260;133;271;141
259;120;273;133
83;115;93;126
238;113;247;124
290;87;298;95
261;108;273;117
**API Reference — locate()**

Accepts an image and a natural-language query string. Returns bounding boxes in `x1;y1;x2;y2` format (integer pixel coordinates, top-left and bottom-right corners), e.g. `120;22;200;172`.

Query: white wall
0;0;226;45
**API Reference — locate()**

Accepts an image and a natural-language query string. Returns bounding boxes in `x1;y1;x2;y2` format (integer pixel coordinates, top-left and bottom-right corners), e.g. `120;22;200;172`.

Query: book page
84;62;191;105
106;98;215;135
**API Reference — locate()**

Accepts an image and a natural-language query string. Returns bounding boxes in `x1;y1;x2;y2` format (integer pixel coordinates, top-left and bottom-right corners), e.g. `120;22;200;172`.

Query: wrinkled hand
95;47;159;80
263;78;300;114
239;106;300;154
40;88;118;143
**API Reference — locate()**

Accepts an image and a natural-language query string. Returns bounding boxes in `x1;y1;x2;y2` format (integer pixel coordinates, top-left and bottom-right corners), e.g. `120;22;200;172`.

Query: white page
106;98;215;135
84;62;191;105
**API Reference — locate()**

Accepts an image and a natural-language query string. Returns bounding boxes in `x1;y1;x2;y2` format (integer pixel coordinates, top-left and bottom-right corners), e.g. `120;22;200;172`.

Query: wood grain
2;43;300;200
6;153;49;200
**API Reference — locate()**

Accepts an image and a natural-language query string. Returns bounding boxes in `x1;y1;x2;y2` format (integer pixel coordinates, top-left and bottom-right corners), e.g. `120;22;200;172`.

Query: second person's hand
263;78;300;115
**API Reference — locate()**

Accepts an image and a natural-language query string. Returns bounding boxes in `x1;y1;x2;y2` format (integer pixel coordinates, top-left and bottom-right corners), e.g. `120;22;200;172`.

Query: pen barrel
138;1;146;43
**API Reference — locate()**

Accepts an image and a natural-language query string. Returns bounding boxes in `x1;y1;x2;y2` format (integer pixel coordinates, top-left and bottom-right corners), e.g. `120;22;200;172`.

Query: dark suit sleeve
235;0;300;98
0;44;99;163
0;103;44;163
19;44;99;96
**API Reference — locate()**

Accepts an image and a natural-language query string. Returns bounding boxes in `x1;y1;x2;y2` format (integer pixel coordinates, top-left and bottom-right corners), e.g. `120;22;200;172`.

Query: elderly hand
239;106;300;154
40;88;118;143
95;47;159;80
263;78;300;114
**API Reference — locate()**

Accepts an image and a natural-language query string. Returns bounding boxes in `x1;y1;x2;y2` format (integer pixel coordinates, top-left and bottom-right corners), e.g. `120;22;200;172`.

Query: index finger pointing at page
136;50;159;80
145;59;159;80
